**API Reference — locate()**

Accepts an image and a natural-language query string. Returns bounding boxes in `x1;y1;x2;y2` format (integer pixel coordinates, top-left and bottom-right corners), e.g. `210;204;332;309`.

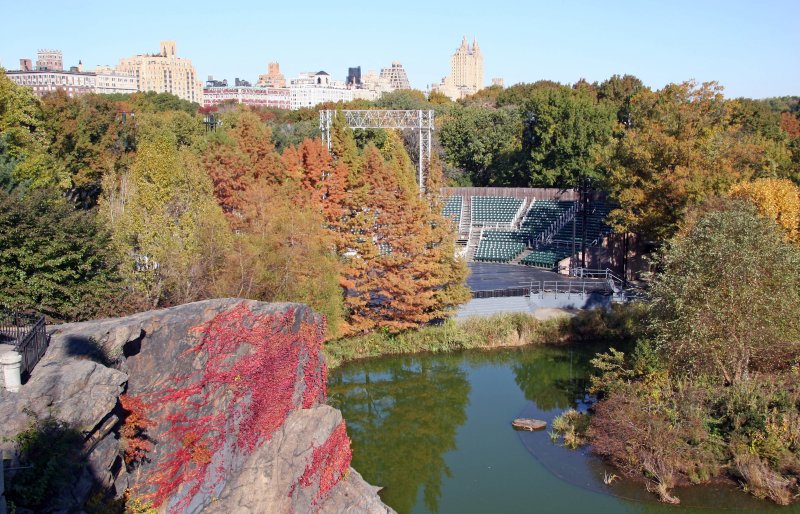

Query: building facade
432;36;485;100
379;62;411;90
203;84;291;110
257;62;286;88
35;49;63;71
7;67;136;97
289;71;352;110
115;41;203;103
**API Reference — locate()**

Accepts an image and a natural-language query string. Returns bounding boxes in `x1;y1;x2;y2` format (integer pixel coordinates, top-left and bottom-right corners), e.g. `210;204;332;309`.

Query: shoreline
324;303;646;369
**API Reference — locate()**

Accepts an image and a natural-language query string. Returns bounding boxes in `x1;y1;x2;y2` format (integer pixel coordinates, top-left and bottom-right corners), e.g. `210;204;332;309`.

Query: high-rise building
379;62;411;90
347;66;361;86
36;49;62;71
115;41;203;103
432;36;485;100
257;62;286;88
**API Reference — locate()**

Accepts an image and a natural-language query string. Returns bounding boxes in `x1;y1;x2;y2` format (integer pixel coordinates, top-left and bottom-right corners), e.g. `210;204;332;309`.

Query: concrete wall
456;293;613;319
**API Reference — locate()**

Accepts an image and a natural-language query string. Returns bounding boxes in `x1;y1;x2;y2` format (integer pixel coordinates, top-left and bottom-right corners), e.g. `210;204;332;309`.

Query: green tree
438;105;523;185
0;187;119;320
103;119;230;308
649;199;800;384
596;74;646;127
521;85;615;187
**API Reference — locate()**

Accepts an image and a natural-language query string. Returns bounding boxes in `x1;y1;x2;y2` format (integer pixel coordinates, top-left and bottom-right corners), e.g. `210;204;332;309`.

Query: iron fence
471;279;613;299
0;311;49;378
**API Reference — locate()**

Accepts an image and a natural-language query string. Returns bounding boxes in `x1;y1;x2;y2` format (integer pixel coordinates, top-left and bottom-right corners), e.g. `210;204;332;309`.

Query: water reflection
329;346;800;514
511;345;597;410
328;355;470;513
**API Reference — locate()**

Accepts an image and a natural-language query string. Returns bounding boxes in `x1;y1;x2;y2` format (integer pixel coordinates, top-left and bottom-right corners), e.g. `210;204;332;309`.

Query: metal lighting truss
320;110;434;192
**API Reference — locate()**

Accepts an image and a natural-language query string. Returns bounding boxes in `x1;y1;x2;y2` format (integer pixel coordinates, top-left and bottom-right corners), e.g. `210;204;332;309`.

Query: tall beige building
116;41;203;103
257;62;286;88
432;36;484;100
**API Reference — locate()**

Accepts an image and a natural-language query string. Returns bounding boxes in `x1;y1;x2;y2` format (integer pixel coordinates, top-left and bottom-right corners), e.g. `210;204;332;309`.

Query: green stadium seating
441;196;463;225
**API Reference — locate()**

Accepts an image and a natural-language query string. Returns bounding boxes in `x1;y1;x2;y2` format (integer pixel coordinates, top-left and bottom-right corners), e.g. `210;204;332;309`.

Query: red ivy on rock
144;303;329;512
295;420;353;506
119;394;155;466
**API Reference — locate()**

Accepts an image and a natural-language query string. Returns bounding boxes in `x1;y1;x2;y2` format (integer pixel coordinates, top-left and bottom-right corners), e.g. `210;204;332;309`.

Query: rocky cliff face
0;299;393;513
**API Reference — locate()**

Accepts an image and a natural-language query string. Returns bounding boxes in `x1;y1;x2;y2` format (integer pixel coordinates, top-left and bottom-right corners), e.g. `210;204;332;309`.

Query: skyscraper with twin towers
432;36;484;100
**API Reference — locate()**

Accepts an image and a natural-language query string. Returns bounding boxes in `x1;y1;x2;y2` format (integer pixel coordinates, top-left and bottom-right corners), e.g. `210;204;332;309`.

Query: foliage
438;105;522;185
293;420;352;505
119;394;155;467
103;123;231;308
0;187;119;320
649;199;800;384
6;415;85;511
146;304;328;510
520;85;616;188
606;81;786;241
324;306;645;369
550;409;590;449
731;177;800;244
332;125;469;335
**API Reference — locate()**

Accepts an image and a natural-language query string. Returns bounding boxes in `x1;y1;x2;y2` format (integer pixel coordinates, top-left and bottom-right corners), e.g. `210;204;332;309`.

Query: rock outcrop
0;299;393;513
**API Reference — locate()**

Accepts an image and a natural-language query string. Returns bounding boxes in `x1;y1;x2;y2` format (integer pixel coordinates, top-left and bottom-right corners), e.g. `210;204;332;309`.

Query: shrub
6;415;84;510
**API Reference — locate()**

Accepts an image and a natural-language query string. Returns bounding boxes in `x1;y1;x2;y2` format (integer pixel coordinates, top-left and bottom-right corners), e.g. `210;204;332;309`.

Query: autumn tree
731;178;800;244
102;114;230;308
336;128;469;334
220;179;344;335
606;81;783;241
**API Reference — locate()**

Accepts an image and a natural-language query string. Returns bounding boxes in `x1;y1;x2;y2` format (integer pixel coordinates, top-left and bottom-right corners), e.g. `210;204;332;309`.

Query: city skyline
1;0;799;99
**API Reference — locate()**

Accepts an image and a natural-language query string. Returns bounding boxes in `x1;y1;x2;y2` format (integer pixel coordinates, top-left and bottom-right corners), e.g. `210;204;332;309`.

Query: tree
731;178;800;243
103;121;230;308
221;180;344;335
0;70;60;190
521;85;615;187
649;199;800;384
337;135;469;334
438;105;523;185
606;81;782;241
38;91;132;206
0;187;119;320
596;74;646;127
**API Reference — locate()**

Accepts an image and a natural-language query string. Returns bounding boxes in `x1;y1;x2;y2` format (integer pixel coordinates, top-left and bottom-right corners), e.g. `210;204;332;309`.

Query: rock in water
512;418;547;431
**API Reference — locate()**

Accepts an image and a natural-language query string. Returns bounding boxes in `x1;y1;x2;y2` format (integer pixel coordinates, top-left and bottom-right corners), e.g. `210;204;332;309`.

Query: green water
328;345;800;514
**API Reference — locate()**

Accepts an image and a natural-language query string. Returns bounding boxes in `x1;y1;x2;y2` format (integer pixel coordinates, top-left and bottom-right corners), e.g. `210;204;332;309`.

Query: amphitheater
440;187;626;315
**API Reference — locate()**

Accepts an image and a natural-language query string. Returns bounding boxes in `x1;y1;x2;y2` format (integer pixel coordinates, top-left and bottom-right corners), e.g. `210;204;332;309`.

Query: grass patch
324;303;646;368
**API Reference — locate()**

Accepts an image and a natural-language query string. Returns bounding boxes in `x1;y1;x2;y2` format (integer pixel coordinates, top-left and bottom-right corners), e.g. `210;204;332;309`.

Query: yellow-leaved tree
730;178;800;244
102;113;231;308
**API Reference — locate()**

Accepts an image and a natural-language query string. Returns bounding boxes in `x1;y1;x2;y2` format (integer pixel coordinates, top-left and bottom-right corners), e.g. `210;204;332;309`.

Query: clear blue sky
1;0;797;98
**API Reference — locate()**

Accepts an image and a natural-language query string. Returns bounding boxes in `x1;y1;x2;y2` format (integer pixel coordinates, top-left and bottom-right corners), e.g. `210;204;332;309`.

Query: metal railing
471;279;613;299
0;311;49;378
571;267;625;292
537;202;578;246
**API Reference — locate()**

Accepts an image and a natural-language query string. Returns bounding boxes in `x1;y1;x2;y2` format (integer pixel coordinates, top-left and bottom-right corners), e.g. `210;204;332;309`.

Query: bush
649;199;800;384
6;415;85;510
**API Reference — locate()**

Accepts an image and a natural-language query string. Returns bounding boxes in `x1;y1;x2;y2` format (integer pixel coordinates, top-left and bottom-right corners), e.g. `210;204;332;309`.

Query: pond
328;344;800;514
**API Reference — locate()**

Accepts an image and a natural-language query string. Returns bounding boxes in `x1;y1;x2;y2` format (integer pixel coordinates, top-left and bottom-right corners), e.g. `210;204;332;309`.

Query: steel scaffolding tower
319;110;435;191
